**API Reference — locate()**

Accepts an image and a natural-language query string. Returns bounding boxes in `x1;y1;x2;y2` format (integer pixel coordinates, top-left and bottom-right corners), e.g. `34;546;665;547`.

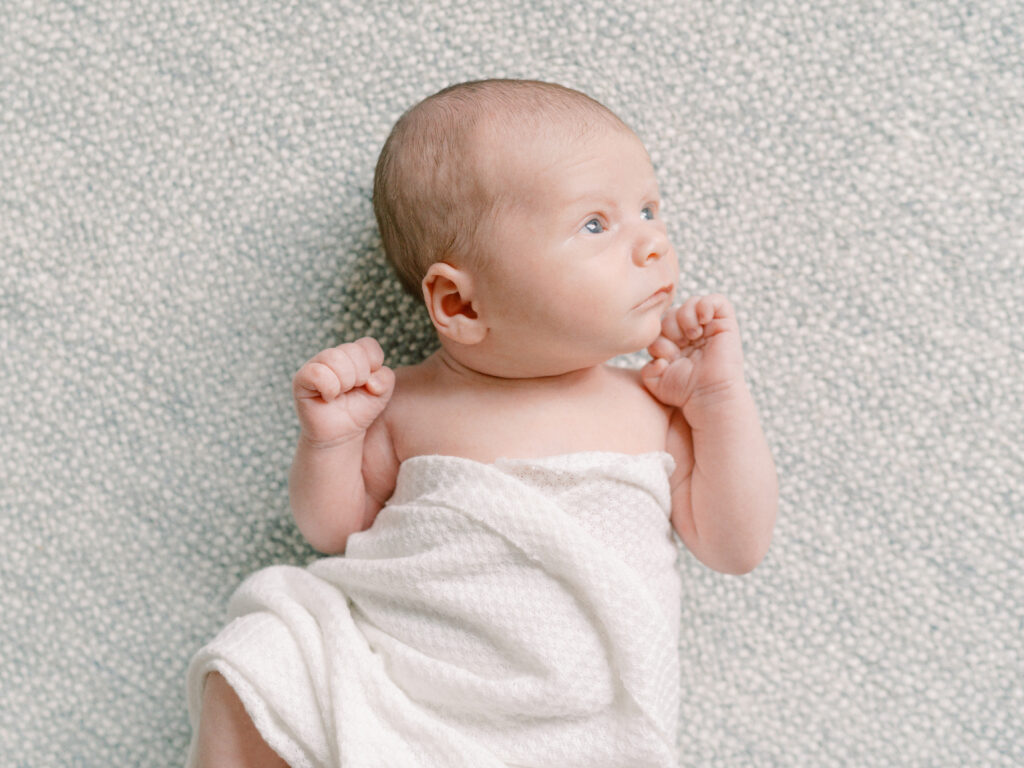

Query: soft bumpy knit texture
187;452;681;768
2;0;1021;765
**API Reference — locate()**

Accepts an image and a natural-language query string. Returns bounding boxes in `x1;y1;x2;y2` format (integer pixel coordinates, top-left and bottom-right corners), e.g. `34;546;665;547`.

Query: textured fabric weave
186;452;680;767
1;0;1021;765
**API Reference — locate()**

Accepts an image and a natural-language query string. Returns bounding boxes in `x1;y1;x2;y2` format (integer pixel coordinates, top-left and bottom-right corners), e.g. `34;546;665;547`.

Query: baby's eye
583;218;605;234
641;206;656;220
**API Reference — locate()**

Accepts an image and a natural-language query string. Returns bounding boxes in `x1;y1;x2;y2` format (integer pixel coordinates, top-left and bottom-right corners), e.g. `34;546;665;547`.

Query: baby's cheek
638;315;669;351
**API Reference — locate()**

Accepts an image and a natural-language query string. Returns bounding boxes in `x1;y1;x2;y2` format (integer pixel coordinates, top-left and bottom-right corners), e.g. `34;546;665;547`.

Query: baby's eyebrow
566;186;660;209
566;191;618;209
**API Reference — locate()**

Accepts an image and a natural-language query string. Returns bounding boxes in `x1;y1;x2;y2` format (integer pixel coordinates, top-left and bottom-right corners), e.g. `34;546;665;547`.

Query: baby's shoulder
358;361;435;498
385;358;440;410
378;357;672;462
601;362;646;389
375;358;450;449
601;363;674;423
600;363;670;408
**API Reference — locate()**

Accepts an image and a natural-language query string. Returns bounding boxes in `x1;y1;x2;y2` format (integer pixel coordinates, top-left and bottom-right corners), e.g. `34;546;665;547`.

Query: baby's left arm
642;295;778;574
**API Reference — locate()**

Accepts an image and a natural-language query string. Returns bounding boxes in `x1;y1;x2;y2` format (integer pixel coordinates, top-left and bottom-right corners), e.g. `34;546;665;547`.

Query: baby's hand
641;294;746;413
292;337;395;447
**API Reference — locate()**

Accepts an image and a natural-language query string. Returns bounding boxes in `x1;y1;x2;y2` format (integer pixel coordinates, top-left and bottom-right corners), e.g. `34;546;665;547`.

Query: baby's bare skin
289;125;777;576
196;87;778;768
384;353;672;463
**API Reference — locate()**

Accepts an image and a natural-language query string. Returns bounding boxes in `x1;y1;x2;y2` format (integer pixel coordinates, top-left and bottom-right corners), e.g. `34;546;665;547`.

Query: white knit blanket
186;451;682;767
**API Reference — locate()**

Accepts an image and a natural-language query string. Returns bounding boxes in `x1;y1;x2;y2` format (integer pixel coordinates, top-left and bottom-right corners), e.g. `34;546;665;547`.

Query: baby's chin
626;318;666;355
585;323;664;365
589;324;666;368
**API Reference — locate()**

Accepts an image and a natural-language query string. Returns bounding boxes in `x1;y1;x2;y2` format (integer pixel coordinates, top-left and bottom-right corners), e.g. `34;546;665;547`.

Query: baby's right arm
289;337;397;554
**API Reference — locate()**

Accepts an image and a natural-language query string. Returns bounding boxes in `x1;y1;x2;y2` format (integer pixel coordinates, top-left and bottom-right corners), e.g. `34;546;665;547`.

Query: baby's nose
632;233;668;266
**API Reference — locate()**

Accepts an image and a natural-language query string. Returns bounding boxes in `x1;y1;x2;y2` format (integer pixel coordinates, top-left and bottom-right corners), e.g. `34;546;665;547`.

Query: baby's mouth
633;285;674;311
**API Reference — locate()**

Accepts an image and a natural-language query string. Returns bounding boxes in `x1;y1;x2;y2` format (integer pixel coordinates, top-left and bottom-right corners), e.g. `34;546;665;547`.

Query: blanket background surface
2;0;1021;765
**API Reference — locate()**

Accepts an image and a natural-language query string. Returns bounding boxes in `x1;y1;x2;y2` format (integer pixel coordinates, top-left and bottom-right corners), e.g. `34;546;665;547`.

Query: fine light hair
372;78;632;299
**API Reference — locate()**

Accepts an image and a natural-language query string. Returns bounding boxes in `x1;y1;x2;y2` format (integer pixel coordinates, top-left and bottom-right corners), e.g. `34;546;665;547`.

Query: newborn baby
188;78;777;768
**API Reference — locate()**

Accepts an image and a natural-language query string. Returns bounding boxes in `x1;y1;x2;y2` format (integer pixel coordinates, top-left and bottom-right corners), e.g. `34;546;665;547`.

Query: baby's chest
391;384;670;463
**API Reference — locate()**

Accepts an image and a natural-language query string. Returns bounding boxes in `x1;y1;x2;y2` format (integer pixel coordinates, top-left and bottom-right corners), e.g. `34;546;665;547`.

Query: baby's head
373;79;632;298
373;79;677;377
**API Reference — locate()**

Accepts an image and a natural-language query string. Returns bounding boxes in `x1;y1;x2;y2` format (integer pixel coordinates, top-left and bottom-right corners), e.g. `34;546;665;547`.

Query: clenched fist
641;294;747;413
292;337;395;447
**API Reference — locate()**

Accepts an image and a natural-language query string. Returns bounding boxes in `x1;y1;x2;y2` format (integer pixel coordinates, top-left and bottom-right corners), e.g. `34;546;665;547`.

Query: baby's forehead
475;116;624;169
485;119;647;177
467;125;568;195
471;129;655;226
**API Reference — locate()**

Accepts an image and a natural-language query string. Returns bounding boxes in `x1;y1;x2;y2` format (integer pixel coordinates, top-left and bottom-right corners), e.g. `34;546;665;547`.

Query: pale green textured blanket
2;0;1021;765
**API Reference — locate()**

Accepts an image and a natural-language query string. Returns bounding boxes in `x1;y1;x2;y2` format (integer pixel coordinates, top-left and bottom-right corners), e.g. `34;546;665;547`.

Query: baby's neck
432;348;607;392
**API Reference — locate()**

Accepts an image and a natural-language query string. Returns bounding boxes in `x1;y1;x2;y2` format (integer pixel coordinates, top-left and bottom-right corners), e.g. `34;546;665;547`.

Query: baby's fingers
679;294;734;339
657;303;687;345
364;364;396;397
647;334;681;362
293;337;384;402
678;295;705;339
313;348;364;397
335;337;387;392
352;336;385;372
641;355;695;408
293;361;343;401
321;338;383;391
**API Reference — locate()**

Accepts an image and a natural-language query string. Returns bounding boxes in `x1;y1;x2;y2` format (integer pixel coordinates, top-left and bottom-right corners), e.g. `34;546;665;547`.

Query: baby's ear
421;262;487;345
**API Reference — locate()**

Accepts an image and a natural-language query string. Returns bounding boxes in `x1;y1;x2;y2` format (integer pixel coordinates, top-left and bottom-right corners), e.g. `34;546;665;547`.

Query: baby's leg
194;671;289;768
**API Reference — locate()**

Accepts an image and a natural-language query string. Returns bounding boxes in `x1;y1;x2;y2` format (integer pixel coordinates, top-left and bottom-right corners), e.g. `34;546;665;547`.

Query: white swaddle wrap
186;451;681;767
